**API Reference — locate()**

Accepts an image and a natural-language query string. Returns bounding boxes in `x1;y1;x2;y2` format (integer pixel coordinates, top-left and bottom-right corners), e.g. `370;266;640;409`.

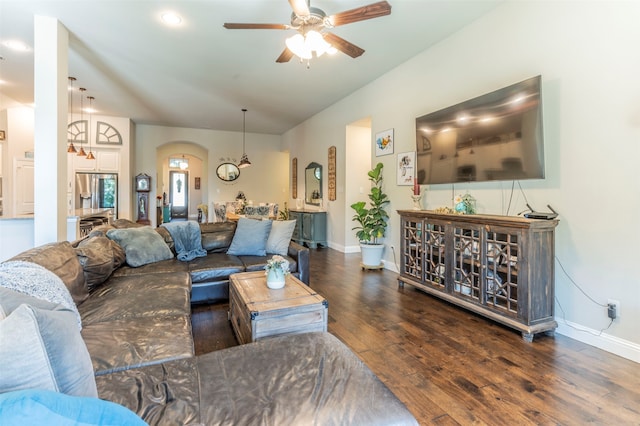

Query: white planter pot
360;243;384;267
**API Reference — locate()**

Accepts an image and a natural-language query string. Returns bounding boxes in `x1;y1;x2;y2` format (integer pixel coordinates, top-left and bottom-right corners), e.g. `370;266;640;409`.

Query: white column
33;15;68;245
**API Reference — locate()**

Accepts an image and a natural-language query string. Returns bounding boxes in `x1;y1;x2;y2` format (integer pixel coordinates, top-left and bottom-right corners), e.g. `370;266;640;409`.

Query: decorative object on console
411;195;422;210
454;193;476;214
397;151;416;186
237;108;251;168
375;128;394;157
328;146;336;201
264;255;290;289
350;162;389;268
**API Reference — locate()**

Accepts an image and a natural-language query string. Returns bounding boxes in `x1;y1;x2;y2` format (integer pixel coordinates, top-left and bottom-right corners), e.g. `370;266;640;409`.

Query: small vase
411;195;422;210
266;268;286;289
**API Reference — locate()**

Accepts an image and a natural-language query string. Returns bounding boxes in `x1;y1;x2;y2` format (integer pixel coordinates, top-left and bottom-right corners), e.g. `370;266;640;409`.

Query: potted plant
350;162;390;267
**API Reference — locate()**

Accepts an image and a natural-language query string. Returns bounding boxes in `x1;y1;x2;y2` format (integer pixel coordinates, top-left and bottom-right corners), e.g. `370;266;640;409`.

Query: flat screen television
415;76;544;185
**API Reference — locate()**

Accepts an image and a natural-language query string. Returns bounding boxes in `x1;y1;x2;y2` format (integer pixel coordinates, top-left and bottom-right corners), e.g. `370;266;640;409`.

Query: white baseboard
556;320;640;364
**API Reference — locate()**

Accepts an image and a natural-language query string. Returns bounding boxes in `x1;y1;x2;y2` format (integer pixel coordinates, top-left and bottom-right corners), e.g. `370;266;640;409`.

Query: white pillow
266;220;297;256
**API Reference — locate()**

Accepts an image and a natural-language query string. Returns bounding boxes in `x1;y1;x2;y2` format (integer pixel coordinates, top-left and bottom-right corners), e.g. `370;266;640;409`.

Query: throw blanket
161;221;207;262
0;261;82;330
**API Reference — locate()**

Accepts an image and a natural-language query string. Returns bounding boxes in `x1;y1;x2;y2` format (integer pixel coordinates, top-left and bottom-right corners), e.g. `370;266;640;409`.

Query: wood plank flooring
191;248;640;425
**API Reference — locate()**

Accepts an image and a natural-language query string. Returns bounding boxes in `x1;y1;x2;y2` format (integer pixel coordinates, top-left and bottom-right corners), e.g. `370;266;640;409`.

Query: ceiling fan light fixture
286;30;334;60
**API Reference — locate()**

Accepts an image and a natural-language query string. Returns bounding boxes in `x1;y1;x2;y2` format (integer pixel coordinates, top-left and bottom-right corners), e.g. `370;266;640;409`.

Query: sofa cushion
9;241;88;305
107;226;174;267
79;272;191;325
197;332;417;425
75;236;116;292
227;218;272;256
0;304;97;397
0;390;145;425
0;261;82;329
82;315;195;376
95;357;200;425
111;258;189;278
266;219;297;256
200;222;236;253
188;254;245;284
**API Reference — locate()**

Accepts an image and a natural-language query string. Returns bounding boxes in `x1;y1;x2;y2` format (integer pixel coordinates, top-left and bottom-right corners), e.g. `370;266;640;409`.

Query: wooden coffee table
229;271;328;344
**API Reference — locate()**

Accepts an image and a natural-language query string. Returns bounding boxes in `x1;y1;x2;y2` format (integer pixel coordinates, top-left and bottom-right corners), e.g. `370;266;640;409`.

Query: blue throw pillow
0;389;146;425
106;226;174;267
227;218;273;256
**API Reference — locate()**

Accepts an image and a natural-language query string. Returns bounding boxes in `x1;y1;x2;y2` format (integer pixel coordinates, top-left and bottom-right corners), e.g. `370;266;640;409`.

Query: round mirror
216;162;240;182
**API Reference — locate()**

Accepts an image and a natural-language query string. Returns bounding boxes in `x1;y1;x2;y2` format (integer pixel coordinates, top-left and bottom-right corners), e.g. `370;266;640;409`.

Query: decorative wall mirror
305;162;322;206
216;162;240;182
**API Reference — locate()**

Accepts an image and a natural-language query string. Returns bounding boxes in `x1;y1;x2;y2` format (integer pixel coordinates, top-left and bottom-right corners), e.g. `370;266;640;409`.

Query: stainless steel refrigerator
75;172;118;217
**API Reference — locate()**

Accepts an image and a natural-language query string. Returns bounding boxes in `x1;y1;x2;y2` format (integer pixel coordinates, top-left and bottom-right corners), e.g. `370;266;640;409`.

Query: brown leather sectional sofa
3;220;418;425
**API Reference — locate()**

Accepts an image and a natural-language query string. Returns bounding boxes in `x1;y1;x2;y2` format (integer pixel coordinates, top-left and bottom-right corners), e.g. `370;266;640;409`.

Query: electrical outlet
607;299;620;320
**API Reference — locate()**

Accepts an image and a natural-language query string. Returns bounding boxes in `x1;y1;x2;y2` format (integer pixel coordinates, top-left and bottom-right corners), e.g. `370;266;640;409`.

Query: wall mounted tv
415;75;544;185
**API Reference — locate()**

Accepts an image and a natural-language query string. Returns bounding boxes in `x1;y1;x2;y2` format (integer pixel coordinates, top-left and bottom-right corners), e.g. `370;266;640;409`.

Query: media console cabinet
397;210;558;342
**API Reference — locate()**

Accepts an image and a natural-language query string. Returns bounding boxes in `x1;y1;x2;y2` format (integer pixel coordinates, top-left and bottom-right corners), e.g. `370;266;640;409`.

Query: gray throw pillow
227;218;273;256
0;304;97;397
107;226;174;267
266;220;296;256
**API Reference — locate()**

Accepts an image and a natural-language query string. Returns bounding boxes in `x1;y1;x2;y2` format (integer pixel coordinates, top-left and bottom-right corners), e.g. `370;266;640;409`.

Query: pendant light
237;108;251;168
76;87;87;157
67;77;77;153
85;96;96;160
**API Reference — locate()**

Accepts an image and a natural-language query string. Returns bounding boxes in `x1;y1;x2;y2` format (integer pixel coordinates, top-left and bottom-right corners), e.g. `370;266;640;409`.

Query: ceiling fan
223;0;392;64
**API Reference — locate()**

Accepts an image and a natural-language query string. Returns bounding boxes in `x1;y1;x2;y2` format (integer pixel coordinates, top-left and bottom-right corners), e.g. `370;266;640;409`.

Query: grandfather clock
135;173;151;225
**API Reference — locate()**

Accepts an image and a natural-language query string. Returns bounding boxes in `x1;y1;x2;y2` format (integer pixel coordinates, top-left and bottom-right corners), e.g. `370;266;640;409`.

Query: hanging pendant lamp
85;96;96;160
76;87;87;157
237;108;251;168
67;77;77;153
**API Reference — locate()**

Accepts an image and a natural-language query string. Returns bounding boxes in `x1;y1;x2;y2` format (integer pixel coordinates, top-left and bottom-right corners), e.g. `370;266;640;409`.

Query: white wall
284;1;640;360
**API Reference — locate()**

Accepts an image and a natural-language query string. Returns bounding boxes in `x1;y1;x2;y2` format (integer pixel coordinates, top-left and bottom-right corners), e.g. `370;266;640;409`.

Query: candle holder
411;194;422;210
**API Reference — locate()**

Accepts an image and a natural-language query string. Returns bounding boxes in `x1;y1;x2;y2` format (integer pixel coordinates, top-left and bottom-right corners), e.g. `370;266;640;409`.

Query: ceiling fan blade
276;48;295;63
328;1;391;27
289;0;311;17
223;23;289;30
323;32;365;58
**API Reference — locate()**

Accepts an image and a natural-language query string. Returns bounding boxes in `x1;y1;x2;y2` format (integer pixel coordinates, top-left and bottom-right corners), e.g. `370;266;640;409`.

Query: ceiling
0;1;502;135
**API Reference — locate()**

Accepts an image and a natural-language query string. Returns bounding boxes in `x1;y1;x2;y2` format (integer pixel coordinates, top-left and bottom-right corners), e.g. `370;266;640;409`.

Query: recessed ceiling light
2;39;30;52
161;11;182;26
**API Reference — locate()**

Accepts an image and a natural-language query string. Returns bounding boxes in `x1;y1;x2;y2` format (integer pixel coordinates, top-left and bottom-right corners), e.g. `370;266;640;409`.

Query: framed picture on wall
397;151;416;186
375;128;394;157
194;177;201;190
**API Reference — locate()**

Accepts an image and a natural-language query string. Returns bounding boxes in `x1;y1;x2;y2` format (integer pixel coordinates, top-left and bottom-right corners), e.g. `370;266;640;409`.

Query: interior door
170;170;188;219
14;159;34;215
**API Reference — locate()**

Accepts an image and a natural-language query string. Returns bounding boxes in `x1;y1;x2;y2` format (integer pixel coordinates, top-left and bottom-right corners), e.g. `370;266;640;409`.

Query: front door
170;171;188;219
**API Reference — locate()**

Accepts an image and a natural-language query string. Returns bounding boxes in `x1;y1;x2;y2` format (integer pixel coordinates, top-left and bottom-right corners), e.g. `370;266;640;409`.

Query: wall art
292;157;298;199
375;128;394;157
328;146;336;201
397;151;416;186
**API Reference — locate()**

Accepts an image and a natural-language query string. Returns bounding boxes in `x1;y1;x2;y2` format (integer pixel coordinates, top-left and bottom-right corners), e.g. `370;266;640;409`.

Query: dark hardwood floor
191;248;640;425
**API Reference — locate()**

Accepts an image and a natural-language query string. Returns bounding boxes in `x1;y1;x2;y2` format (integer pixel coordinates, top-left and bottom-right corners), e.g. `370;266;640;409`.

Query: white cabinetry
72;150;119;173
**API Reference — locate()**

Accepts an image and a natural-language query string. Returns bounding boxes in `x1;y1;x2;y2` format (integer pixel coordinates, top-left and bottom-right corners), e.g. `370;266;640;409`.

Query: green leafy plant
350;162;390;244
